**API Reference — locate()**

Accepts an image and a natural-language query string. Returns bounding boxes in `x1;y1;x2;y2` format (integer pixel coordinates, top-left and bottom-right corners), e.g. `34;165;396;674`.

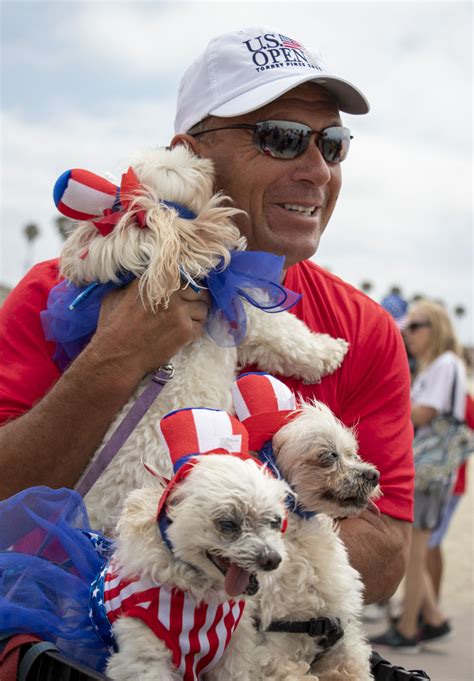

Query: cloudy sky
1;0;472;343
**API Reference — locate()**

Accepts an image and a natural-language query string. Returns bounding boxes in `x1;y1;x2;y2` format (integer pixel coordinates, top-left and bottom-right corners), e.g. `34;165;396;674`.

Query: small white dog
102;408;290;681
233;373;380;681
51;145;348;532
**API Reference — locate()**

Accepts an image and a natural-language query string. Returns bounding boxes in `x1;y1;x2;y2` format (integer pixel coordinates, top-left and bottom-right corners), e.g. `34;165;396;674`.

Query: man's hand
92;280;211;378
339;511;411;604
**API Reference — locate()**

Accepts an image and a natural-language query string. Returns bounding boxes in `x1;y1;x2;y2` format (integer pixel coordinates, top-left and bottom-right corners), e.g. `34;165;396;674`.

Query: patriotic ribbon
205;251;301;346
41;251;300;369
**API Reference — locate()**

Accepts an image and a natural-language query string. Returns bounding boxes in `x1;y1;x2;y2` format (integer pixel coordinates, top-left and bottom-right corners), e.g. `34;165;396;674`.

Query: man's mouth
280;203;317;217
205;551;259;597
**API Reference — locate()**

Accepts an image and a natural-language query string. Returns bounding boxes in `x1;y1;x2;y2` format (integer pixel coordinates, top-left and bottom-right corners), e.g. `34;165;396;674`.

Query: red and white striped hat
158;407;250;473
53;169;119;222
156;408;253;529
232;373;296;451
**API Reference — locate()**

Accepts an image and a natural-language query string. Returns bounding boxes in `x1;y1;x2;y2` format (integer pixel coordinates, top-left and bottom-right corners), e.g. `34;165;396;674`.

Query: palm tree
23;222;40;271
55;216;74;241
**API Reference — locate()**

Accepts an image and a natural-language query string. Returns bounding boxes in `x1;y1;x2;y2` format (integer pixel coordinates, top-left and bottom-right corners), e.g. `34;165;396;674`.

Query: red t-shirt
0;258;414;521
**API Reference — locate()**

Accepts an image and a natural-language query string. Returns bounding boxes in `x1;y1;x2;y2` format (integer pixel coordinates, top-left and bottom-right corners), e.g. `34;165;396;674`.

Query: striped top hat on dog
232;373;296;451
158;407;250;473
155;408;279;550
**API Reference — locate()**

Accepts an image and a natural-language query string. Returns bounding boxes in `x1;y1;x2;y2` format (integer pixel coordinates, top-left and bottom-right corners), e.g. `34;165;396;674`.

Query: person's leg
397;528;431;639
425;545;442;600
425;494;461;604
421;570;446;626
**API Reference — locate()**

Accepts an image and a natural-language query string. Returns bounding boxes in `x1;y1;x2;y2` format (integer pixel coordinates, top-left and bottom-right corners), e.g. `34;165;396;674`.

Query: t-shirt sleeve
0;262;61;425
411;357;457;413
340;311;414;522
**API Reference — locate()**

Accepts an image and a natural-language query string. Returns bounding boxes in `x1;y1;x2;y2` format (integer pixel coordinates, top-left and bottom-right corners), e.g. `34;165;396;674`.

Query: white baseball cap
174;26;370;134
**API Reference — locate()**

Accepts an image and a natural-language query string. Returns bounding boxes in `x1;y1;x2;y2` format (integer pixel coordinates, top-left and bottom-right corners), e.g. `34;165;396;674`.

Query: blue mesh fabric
0;486;112;671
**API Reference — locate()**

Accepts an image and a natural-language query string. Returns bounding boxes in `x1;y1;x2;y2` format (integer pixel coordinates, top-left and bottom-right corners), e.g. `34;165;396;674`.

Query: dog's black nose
363;468;380;485
257;550;282;572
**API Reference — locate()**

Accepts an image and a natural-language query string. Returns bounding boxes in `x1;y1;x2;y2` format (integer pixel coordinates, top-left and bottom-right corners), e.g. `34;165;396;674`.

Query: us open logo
242;32;323;73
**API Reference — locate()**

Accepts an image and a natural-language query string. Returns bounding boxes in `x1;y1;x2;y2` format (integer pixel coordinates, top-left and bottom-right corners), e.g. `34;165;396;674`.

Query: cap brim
211;72;369;118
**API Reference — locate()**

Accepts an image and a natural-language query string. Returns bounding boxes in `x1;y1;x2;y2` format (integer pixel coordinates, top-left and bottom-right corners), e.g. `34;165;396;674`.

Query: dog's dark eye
320;451;339;466
217;519;240;534
270;517;282;530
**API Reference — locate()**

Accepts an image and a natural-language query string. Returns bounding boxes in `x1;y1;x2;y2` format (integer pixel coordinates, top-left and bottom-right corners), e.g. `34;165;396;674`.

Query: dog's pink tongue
224;564;251;597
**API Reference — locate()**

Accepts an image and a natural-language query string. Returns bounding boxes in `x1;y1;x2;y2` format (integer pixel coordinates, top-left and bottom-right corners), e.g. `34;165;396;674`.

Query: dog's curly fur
253;401;380;681
59;145;349;532
105;454;290;681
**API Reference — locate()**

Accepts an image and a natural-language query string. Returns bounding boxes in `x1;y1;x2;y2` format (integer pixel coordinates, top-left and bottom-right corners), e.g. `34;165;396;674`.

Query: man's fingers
179;285;210;304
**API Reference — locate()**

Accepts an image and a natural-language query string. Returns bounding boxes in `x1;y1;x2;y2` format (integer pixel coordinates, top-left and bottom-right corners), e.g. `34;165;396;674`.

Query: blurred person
424;393;473;606
0;26;414;607
371;300;467;651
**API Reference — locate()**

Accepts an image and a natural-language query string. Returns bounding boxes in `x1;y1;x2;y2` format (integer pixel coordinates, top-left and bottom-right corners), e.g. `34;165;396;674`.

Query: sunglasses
405;322;431;333
191;120;353;163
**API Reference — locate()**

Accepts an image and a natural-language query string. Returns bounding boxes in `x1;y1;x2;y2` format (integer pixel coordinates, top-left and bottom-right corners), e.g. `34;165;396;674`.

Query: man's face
177;83;343;267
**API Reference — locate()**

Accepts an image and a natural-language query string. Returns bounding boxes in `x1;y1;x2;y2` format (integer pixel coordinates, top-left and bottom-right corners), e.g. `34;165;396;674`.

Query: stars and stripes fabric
232;372;297;450
90;561;245;680
279;34;303;50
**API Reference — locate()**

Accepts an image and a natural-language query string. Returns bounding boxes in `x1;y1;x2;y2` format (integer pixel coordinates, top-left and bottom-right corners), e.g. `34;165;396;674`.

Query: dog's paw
301;336;349;384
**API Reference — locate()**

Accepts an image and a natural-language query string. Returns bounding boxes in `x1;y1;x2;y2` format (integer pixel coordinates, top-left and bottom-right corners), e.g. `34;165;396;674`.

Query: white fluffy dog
55;145;348;532
233;374;380;680
104;452;290;681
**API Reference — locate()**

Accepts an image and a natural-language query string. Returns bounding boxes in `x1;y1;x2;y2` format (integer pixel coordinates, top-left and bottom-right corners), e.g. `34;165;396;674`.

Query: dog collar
258;441;316;520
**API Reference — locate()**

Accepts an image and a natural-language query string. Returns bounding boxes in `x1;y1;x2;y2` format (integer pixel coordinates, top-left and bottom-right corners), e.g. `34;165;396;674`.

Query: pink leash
75;364;174;497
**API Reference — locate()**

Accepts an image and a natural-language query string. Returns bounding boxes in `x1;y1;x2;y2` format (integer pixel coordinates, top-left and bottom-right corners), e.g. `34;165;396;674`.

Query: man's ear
170;134;200;155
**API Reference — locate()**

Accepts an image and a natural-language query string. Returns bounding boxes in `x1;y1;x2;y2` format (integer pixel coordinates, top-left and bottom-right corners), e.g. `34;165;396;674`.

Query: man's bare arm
339;511;411;604
0;281;209;499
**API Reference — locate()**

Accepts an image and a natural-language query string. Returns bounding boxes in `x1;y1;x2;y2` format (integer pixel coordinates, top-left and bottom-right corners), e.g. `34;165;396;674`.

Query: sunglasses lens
319;127;351;163
254;121;311;159
254;122;351;162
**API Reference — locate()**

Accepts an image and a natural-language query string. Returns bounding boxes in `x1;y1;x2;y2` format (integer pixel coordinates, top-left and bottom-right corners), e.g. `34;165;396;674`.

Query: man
0;26;413;604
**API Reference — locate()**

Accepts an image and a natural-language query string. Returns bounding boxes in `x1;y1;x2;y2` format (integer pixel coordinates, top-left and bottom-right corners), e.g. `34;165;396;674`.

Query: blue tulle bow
41;251;300;370
40;272;135;371
205;251;301;346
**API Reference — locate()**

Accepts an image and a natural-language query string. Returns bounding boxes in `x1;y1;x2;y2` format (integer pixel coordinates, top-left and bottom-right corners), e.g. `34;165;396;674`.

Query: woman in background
372;300;467;651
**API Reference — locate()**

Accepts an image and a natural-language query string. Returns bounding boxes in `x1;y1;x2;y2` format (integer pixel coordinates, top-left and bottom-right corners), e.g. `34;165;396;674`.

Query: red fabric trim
0;634;42;681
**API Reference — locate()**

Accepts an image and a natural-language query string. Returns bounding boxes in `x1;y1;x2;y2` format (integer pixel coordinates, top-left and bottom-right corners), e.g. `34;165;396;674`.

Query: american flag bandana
89;560;245;680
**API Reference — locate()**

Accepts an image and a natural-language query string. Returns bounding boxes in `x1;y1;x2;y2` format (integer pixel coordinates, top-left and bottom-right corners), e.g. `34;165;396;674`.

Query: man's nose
291;139;333;186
